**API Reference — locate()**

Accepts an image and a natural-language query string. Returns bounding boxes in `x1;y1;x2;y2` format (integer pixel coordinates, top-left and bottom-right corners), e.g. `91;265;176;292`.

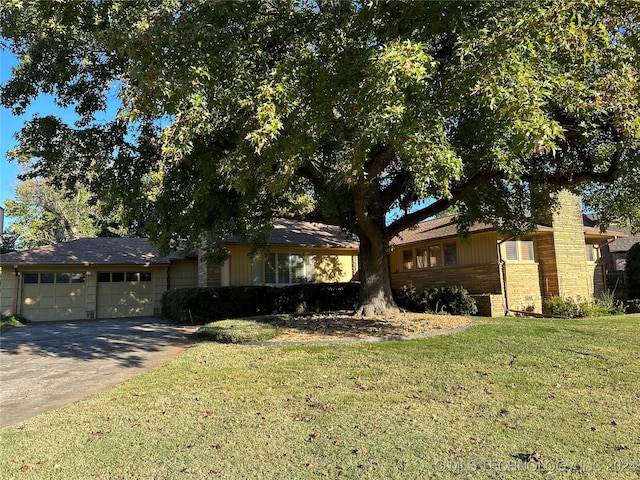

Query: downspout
12;265;20;315
497;239;512;315
595;237;617;294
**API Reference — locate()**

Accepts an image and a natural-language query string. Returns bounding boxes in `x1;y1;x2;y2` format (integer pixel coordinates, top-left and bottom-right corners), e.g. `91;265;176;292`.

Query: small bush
394;285;478;316
544;293;626;318
543;296;582;318
0;314;30;334
197;318;281;343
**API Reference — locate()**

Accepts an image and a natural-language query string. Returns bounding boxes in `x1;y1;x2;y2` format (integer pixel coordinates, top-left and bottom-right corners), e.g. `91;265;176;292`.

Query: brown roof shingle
0;238;170;266
225;219;359;249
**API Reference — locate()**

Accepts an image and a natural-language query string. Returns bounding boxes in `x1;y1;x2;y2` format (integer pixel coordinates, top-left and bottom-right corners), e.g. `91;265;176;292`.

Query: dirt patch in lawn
268;312;472;342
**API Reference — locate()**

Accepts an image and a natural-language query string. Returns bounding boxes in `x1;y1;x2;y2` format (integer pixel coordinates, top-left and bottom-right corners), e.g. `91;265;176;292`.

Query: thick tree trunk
355;231;400;317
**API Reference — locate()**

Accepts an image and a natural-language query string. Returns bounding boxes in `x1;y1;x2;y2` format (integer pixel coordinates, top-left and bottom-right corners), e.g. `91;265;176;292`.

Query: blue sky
1;48;84;223
1;48;117;227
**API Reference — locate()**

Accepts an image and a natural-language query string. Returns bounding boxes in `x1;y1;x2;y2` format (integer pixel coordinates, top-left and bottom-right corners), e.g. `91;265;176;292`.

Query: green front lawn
1;315;639;479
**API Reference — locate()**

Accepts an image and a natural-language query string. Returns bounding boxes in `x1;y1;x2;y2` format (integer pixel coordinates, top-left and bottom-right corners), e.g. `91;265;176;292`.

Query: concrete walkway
0;318;196;428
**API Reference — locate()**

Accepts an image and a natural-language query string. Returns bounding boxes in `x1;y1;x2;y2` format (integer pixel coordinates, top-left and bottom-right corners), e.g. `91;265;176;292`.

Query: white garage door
21;272;87;322
97;271;154;318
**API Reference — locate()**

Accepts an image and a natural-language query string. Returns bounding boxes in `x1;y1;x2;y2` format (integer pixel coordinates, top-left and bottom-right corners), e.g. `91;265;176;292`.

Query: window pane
40;273;54;284
252;257;263;285
521;240;534;261
585;244;596;262
403;250;414;270
415;248;428;269
126;272;139;282
265;253;277;284
429;245;442;267
443;243;457;266
97;272;111;282
71;273;85;283
24;273;38;284
290;254;305;283
505;241;519;261
305;255;314;282
57;273;71;284
112;272;125;282
278;254;290;284
140;272;152;282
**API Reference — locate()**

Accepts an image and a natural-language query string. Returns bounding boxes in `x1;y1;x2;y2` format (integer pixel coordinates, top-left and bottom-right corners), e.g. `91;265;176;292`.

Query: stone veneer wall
550;191;595;299
197;250;221;287
503;262;543;312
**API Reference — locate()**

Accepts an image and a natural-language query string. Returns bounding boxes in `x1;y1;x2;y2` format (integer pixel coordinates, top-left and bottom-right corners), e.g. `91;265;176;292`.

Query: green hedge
162;283;359;324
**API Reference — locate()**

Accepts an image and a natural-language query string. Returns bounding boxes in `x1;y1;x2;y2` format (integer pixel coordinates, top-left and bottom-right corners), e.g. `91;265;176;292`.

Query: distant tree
626;243;640;300
2;1;639;315
4;175;135;249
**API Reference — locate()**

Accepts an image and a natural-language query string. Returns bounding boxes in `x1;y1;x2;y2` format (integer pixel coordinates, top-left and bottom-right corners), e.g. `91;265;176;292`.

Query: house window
403;250;415;270
402;242;458;270
57;273;72;283
71;273;85;283
261;253;314;285
40;273;54;284
428;245;442;267
23;273;39;284
415;247;428;268
585;243;598;262
504;239;535;261
112;272;125;282
444;242;458;266
98;272;111;282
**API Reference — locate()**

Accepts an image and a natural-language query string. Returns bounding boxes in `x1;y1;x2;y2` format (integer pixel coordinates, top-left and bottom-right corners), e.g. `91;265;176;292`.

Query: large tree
2;1;639;315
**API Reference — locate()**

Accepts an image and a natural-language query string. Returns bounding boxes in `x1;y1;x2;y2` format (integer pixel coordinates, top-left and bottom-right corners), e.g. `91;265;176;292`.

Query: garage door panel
97;273;154;318
21;280;85;322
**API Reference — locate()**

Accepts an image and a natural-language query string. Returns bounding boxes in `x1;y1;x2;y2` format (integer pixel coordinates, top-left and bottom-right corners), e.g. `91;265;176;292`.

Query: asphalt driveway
0;318;196;428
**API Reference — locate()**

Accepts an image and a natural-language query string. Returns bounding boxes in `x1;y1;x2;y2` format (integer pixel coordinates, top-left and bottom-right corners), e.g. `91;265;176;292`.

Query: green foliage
543;294;626;318
3;1;640;312
543;296;583;318
196;318;281;344
625;242;640;299
0;314;30;334
394;285;478;316
162;283;359;324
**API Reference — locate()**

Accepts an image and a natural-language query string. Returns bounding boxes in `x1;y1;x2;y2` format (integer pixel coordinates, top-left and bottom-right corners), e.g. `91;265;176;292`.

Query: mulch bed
268;312;472;342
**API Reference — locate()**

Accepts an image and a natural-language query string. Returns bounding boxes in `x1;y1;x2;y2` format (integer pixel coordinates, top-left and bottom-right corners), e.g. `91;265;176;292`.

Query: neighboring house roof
393;215;620;247
583;214;636;252
0;238;172;266
225;219;359;249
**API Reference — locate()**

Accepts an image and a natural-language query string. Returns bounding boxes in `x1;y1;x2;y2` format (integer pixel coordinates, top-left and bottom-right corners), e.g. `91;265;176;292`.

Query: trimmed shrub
625;242;640;299
394;285;478;316
162;283;359;324
196;318;281;343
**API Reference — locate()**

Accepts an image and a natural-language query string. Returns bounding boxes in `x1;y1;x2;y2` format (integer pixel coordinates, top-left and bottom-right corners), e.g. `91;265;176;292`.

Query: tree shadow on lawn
0;318;195;368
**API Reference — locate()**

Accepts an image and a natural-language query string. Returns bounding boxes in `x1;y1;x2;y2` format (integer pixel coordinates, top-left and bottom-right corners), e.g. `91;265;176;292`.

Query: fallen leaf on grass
308;431;322;443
